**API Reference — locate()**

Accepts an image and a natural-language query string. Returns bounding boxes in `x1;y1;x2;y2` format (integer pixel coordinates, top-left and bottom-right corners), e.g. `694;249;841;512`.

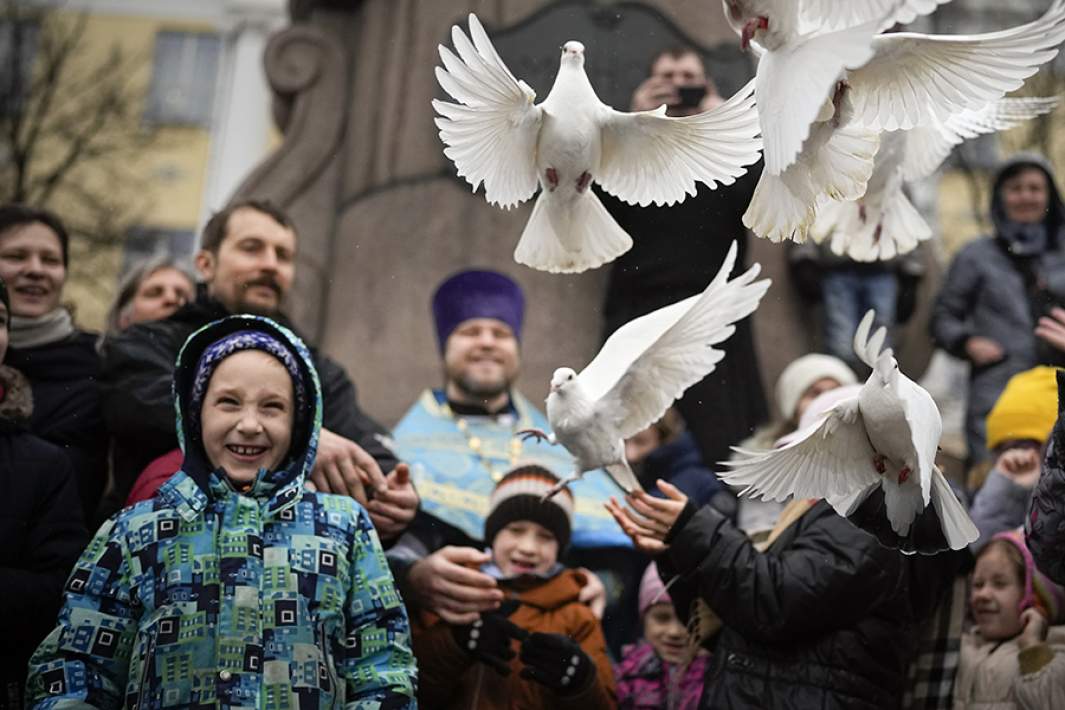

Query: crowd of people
2;47;1065;710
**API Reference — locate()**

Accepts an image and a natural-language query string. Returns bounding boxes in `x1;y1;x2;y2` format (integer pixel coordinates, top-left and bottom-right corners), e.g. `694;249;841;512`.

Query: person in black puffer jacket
1027;369;1065;586
0;277;87;708
609;486;965;709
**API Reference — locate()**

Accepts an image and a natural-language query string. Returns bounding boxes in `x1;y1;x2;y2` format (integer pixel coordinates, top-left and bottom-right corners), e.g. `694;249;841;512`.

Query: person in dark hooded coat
0;276;87;708
931;153;1065;464
27;315;415;708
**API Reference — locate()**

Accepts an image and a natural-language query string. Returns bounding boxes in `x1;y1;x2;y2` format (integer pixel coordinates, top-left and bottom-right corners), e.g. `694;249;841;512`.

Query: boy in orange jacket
414;465;616;708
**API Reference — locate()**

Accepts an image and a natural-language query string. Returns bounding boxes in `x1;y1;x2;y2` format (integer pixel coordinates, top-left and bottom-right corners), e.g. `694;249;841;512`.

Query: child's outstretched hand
519;632;594;696
1017;607;1050;650
604;479;689;554
996;446;1042;489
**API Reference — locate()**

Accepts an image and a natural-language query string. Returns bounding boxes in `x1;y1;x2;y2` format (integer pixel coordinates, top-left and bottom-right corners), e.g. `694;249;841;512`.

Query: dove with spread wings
516;241;770;499
720;310;978;553
433;13;763;274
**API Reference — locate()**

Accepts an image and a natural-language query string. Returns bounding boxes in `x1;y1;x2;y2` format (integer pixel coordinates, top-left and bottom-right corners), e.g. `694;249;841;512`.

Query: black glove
519;632;594;696
451;604;527;676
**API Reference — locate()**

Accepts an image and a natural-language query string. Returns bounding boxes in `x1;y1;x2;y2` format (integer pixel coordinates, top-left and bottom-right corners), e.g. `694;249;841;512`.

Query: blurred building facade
7;0;285;327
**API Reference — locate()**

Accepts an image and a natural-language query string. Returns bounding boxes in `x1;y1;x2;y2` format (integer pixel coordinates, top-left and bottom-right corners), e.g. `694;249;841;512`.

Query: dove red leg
545;168;559;192
740;17;768;51
517;427;553;444
831;80;849;128
898;467;911;484
873;454;887;474
541;472;583;502
576;171;592;194
858;203;867;223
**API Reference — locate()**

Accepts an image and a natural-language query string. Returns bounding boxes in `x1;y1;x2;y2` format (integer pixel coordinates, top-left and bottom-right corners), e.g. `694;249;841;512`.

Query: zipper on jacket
136;627;157;710
319;620;340;709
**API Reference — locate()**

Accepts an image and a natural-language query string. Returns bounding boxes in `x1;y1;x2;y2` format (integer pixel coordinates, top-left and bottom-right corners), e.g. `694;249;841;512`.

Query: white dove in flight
727;0;1065;243
720;310;978;553
812;96;1061;261
433;13;763;274
517;241;770;498
722;0;902;242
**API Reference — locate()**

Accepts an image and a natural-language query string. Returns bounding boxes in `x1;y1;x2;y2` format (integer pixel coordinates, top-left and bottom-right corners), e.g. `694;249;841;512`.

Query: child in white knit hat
413;465;616;708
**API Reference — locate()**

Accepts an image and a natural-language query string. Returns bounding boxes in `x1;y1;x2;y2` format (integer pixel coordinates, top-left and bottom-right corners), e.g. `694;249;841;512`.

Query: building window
0;19;39;117
123;226;196;274
145;30;220;127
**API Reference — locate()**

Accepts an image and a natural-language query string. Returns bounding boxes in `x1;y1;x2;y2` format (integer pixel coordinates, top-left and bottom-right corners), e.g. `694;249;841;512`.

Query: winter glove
451;602;527;676
518;632;594;696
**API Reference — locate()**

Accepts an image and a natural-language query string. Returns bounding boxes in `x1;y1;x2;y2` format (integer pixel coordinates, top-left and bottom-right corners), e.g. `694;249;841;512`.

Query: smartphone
677;85;708;109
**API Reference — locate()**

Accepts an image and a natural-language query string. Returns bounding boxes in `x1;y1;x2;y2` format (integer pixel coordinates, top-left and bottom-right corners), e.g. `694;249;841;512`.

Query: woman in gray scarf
0;204;107;520
931;153;1065;466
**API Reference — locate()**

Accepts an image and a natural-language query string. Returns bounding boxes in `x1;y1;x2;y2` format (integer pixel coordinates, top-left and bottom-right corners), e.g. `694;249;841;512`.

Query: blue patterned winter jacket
25;316;416;709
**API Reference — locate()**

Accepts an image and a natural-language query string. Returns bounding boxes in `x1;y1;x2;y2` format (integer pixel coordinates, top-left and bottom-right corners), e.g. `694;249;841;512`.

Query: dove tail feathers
605;461;640;495
743;171;816;243
811;124;879;205
514;190;632;273
882;476;924;538
930;467;979;551
847;191;931;262
744;123;877;244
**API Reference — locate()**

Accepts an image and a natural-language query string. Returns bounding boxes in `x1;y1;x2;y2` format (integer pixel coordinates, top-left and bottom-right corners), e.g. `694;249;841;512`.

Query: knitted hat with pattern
484;465;573;550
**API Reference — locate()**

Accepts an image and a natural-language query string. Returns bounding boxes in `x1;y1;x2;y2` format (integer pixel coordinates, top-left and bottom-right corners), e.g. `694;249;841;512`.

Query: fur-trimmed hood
0;364;33;426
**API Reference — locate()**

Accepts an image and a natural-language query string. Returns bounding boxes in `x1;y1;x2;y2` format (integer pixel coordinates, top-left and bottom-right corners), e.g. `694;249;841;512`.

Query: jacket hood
172;315;322;499
990;152;1065;251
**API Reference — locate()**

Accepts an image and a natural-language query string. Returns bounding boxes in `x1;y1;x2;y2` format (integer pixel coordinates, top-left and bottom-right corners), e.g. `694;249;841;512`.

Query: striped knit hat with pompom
484;465;574;551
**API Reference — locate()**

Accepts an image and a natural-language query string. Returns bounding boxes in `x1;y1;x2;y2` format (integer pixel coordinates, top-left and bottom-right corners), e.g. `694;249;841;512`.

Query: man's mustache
242;276;282;297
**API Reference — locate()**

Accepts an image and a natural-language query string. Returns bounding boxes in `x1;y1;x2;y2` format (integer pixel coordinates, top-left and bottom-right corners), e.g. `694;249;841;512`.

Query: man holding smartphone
630;48;724;116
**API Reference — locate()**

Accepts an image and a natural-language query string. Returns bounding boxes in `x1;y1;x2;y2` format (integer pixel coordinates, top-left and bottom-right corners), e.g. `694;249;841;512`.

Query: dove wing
899;376;943;506
847;3;1065;133
757;21;879;175
720;396;881;502
596;79;762;207
900;96;1061;181
433;13;543;208
799;0;950;32
583;242;770;440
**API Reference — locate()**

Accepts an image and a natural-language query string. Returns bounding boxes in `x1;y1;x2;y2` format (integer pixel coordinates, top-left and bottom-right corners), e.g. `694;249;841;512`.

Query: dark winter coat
1027;370;1065;585
931;155;1065;460
6;330;107;521
97;291;396;522
599;169;769;469
0;365;87;707
659;501;961;710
